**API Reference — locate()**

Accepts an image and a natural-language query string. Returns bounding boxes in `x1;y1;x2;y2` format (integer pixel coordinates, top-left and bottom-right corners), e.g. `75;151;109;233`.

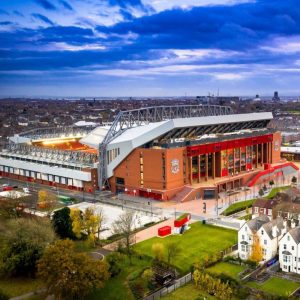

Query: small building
279;226;300;274
252;198;279;220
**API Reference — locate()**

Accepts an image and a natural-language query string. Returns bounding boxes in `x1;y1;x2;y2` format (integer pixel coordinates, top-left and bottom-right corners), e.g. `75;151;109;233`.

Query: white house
238;215;287;261
238;215;269;260
279;225;300;274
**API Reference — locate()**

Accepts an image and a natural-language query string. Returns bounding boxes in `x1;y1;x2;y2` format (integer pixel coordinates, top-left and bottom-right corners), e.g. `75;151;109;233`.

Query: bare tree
166;241;181;267
112;211;136;265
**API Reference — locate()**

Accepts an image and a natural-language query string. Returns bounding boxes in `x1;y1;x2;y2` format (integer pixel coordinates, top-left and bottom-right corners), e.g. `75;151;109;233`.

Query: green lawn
162;283;215;300
206;262;246;280
134;223;237;274
0;278;44;298
265;186;290;199
222;199;254;216
87;255;152;300
247;277;300;297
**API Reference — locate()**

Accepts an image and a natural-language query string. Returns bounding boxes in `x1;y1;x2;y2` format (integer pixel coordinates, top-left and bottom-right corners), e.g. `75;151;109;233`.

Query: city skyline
0;0;300;97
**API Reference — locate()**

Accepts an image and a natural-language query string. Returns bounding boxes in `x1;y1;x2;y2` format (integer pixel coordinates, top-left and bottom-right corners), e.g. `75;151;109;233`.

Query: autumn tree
112;211;136;265
69;208;103;245
0;218;56;277
250;233;263;262
37;190;57;213
166;241;181;267
152;243;164;262
70;208;83;239
38;239;109;300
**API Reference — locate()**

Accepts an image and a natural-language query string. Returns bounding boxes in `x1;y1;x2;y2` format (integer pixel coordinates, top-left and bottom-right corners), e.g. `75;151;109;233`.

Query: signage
171;159;180;174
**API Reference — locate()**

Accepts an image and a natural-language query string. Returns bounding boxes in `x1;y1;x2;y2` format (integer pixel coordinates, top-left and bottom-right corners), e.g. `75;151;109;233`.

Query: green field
134;223;237;274
87;255;152;300
265;186;290;199
247;277;300;297
206;262;246;280
0;278;44;298
162;283;214;300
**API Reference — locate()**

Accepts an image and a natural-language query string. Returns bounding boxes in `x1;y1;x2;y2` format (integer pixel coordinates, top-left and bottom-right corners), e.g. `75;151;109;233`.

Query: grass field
134;223;237;274
162;283;214;300
265;186;290;199
206;262;246;280
0;278;44;298
87;255;152;300
247;277;300;297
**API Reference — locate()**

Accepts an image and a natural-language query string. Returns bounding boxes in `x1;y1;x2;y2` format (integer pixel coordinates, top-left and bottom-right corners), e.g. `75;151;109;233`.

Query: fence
219;243;238;257
143;273;192;300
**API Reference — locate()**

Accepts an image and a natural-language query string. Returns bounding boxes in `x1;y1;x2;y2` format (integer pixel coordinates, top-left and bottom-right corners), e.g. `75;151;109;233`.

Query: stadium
0;105;298;201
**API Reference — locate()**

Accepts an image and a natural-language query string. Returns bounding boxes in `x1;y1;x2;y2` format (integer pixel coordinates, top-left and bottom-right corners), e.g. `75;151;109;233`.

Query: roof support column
256;144;258;168
198;155;201;183
261;143;264;166
189;156;193;185
205;154;208;181
212;152;216;179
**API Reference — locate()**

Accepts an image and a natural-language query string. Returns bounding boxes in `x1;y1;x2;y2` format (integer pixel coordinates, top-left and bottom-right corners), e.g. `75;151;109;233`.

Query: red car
3;186;13;191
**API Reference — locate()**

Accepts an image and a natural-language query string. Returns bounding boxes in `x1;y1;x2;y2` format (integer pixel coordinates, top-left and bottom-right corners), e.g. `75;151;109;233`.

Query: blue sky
0;0;300;97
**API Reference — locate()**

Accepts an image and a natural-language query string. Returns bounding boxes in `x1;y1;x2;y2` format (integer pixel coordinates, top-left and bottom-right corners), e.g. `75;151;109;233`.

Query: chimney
291;219;296;229
283;219;288;234
272;226;277;238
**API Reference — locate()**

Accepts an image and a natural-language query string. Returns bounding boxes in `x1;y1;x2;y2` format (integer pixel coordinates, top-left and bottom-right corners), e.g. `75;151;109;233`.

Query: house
257;217;287;261
238;215;287;261
275;202;300;222
238;215;269;260
252;198;278;220
279;225;300;274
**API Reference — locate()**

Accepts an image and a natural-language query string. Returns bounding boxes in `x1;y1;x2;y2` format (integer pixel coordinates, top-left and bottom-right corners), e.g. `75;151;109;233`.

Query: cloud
58;0;73;11
32;13;55;26
261;36;300;54
0;9;9;15
34;0;57;10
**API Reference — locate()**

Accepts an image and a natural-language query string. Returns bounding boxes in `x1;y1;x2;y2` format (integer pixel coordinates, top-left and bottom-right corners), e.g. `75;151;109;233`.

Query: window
284;244;287;250
255;207;258;213
241;245;245;252
264;240;267;245
116;177;125;185
242;235;245;240
287;236;290;241
261;230;264;235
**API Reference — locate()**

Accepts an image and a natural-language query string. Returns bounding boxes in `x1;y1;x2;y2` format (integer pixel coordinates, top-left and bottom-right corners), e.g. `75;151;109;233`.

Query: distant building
272;91;280;102
253;94;261;102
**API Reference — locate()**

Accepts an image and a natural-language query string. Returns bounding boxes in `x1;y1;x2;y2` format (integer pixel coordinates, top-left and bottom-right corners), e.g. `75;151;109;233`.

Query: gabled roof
246;215;270;232
253;198;278;209
288;226;300;244
261;217;284;240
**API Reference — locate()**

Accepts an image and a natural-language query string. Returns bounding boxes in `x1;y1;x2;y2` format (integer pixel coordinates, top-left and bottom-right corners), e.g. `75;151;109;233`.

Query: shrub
106;252;124;277
0;290;8;300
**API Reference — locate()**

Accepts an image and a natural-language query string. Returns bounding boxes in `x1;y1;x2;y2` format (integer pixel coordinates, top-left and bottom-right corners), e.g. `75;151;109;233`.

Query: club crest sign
171;159;179;174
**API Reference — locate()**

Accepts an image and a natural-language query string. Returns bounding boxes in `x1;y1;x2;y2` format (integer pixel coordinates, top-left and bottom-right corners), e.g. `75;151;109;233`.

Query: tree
70;207;103;245
166;241;181;267
112;211;136;265
258;188;264;197
0;218;56;277
0;193;32;219
37;190;57;213
38;239;109;300
152;243;164;262
292;176;297;184
250;233;263;262
269;180;274;187
52;207;74;239
70;208;83;239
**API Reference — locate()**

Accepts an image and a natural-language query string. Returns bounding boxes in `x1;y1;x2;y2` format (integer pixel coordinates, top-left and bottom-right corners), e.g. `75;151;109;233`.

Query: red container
158;226;171;237
3;186;13;191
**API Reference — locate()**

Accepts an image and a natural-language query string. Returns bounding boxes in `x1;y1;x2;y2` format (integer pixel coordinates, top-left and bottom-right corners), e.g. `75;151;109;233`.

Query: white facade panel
68;178;73;186
0;157;91;182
